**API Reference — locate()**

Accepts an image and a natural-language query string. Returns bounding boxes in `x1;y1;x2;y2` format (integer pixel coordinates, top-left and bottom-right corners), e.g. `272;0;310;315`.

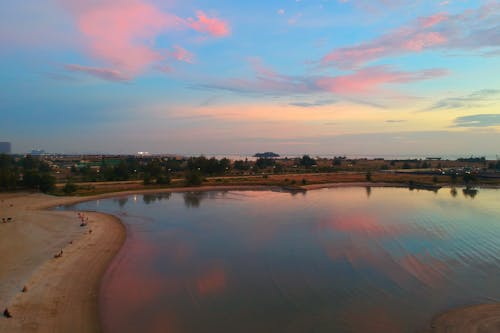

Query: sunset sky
1;0;499;156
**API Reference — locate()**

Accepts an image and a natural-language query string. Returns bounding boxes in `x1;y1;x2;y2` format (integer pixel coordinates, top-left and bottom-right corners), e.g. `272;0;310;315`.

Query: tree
463;173;477;184
185;171;203;186
143;172;152;185
156;174;171;185
300;155;316;167
366;171;372;181
39;174;56;193
23;170;41;189
234;159;251;171
255;158;275;169
63;181;78;194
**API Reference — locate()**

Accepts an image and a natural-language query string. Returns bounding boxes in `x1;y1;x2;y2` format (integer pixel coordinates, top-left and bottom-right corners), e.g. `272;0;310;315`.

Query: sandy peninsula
0;193;125;333
1;187;500;333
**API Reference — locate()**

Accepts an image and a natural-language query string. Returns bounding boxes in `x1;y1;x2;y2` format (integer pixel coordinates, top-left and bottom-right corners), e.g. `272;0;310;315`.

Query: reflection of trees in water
142;192;172;205
450;188;458;198
183;192;208;208
463;187;479;199
117;197;128;207
288;190;306;197
183;191;226;208
365;186;372;198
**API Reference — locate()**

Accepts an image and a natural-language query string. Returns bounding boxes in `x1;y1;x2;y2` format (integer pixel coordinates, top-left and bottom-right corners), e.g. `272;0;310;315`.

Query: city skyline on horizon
2;139;499;160
1;1;499;155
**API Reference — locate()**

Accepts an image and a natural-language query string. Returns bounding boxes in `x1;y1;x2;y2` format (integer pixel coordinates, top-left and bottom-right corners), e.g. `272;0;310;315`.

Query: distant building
0;142;11;154
30;149;46;156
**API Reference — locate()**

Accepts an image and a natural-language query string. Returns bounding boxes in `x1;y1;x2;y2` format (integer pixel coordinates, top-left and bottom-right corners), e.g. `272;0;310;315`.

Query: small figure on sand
53;249;63;258
22;285;28;293
3;308;12;318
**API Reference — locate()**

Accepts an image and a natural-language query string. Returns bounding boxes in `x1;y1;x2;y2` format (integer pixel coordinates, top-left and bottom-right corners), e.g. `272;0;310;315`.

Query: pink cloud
402;32;447;51
321;4;499;69
187;11;230;37
64;64;129;81
202;59;448;97
419;13;448;28
62;0;181;76
167;45;195;63
316;66;448;95
60;1;229;79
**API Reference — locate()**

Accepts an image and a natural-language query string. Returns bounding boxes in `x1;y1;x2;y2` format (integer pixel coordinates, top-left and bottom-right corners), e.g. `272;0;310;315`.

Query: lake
63;187;500;333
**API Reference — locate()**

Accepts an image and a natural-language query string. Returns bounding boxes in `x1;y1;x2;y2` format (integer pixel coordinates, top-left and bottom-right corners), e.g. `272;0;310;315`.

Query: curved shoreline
0;194;126;333
1;185;499;332
424;304;500;332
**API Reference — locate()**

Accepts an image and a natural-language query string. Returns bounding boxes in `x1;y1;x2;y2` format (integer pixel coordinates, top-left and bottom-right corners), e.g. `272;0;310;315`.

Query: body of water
63;187;500;333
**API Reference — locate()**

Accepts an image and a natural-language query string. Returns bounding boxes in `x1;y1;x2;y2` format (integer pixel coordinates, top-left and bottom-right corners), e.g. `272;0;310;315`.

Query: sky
1;0;499;157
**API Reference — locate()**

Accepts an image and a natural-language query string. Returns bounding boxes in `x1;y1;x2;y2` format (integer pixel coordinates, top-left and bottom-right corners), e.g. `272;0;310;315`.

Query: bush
63;181;78;194
450;173;458;183
185;171;203;186
463;173;477;184
156;174;171;185
366;171;372;182
39;174;56;193
143;173;152;185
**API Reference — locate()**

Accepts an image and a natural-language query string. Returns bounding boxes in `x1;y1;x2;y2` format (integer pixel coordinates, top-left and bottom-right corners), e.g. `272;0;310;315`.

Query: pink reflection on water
196;265;227;296
318;213;451;289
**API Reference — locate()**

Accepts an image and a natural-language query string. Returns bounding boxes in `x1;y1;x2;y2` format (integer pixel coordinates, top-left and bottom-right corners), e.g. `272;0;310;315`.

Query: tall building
0;142;11;154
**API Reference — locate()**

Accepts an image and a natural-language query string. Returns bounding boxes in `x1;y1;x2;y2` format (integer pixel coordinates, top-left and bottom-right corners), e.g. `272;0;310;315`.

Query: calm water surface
64;187;500;333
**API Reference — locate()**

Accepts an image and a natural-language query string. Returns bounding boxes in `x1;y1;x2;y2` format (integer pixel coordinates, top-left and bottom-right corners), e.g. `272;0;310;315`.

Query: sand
0;193;125;333
425;304;500;332
1;188;500;333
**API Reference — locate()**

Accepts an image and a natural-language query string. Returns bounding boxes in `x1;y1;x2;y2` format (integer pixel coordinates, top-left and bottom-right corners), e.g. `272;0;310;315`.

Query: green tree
63;181;78;194
300;155;316;167
39;174;56;193
185;171;203;186
143;172;152;185
156;174;171;185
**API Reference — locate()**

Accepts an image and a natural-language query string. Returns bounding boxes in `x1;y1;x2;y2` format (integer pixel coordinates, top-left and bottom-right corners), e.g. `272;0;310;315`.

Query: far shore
1;184;499;332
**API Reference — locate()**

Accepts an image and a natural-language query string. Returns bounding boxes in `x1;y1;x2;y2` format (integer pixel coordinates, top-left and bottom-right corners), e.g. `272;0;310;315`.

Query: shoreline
0;194;126;333
1;184;499;332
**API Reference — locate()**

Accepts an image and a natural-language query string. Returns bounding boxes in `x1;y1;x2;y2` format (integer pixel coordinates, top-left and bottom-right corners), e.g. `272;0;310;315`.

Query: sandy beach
0;193;125;333
1;188;500;333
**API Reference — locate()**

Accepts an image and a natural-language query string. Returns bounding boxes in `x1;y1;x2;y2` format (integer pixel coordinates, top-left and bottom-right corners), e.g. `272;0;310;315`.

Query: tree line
0;154;56;192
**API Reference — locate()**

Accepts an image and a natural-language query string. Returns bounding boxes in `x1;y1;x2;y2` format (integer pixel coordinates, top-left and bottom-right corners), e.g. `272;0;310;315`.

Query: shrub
366;171;372;182
39;174;56;193
63;181;78;194
156;174;171;185
185;171;203;186
143;173;152;185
